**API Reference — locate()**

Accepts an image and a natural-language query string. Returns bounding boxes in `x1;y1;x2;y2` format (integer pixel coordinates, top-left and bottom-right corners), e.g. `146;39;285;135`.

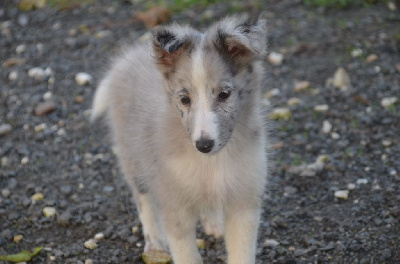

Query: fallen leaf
19;0;47;11
0;246;43;262
353;95;370;106
142;250;172;264
3;58;27;67
135;6;170;28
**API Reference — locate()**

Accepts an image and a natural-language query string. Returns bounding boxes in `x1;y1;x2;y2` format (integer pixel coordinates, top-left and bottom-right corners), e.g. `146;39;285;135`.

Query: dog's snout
195;139;214;153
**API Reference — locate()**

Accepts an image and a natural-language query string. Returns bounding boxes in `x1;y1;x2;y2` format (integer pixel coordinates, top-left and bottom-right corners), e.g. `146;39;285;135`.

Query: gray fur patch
134;176;149;194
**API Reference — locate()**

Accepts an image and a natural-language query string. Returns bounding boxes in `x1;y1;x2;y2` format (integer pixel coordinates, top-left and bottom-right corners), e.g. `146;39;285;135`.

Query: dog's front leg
160;201;202;264
224;205;261;264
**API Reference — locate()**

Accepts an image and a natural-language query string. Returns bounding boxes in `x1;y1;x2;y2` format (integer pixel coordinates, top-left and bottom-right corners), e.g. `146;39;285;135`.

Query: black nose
195;139;214;153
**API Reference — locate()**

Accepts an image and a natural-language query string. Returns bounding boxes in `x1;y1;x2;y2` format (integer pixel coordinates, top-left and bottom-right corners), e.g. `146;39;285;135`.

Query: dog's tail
90;77;110;122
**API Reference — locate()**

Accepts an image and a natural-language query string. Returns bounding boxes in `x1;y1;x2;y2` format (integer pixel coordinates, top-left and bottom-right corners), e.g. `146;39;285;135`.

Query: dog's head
152;16;267;154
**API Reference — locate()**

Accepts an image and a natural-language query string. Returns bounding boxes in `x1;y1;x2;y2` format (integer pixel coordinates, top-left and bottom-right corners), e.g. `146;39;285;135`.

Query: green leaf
0;246;43;262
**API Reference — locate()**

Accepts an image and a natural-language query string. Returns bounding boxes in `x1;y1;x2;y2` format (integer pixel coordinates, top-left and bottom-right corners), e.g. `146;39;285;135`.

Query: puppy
91;15;269;264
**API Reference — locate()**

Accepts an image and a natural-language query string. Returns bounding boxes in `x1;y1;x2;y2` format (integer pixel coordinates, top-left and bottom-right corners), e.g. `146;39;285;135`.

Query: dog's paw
201;215;223;239
144;234;168;253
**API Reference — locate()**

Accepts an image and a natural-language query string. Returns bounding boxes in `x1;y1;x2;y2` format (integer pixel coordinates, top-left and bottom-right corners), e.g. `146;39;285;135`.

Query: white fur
190;34;220;145
90;77;110;122
91;16;268;264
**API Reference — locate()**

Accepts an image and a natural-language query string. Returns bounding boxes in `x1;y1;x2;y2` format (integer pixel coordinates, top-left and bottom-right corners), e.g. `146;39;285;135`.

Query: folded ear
211;16;267;70
152;26;194;70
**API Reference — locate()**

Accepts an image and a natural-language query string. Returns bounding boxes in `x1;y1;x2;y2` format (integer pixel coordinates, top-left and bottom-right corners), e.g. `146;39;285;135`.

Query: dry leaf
3;58;27;67
135;6;170;28
19;0;47;11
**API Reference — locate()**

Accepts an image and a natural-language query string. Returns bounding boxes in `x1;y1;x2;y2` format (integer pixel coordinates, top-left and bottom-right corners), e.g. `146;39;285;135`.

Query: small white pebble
48;76;55;84
316;154;330;164
43;207;57;217
84;239;98;250
314;104;329;112
333;67;351;91
347;183;356;190
270;108;292;120
95;30;112;39
16;44;26;54
57;128;66;136
34;123;47;132
94;232;104;240
294;81;310;92
381;154;387;161
382;139;392;147
268;51;284;65
264;239;280;247
36;43;44;54
374;66;381;73
136;242;142;248
287;97;302;106
351;48;363;58
21;156;29;165
85;259;94;264
313;216;323;222
23;124;30;130
1;189;11;198
366;54;378;63
132;226;139;234
79;183;85;189
1;157;9;167
364;167;371;172
49;255;56;261
75;72;93;86
196;238;206;249
334;190;349;200
31;193;44;201
69;28;77;36
264;88;280;98
322;120;332;134
381;97;397;108
44;67;53;76
357;178;368;185
389;169;397;176
372;184;382;191
43;91;53;100
0;123;12;135
331;132;340;139
28;67;45;81
8;70;18;81
52;22;61;30
388;1;397;11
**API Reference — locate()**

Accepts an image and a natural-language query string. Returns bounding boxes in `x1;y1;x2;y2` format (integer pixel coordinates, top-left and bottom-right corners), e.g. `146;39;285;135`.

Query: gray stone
57;211;72;226
0;124;12;136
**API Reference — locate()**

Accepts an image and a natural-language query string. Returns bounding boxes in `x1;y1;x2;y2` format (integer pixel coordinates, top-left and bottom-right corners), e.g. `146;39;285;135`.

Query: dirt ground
0;0;399;263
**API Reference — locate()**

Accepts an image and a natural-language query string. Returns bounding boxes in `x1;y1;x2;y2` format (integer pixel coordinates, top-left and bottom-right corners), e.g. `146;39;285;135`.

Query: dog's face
152;17;267;154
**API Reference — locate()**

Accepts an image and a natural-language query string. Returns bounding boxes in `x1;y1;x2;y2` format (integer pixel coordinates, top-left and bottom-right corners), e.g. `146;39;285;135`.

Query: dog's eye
218;91;231;101
180;95;191;105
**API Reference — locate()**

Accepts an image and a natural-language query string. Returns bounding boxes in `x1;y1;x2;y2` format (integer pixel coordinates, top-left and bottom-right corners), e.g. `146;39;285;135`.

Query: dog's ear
212;16;267;70
152;27;193;69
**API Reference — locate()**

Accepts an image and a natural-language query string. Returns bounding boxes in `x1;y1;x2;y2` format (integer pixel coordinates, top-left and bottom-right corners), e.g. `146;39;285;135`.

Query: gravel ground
1;0;399;263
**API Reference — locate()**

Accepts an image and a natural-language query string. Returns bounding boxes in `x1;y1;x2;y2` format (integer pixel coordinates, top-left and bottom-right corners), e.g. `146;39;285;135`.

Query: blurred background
0;0;399;263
